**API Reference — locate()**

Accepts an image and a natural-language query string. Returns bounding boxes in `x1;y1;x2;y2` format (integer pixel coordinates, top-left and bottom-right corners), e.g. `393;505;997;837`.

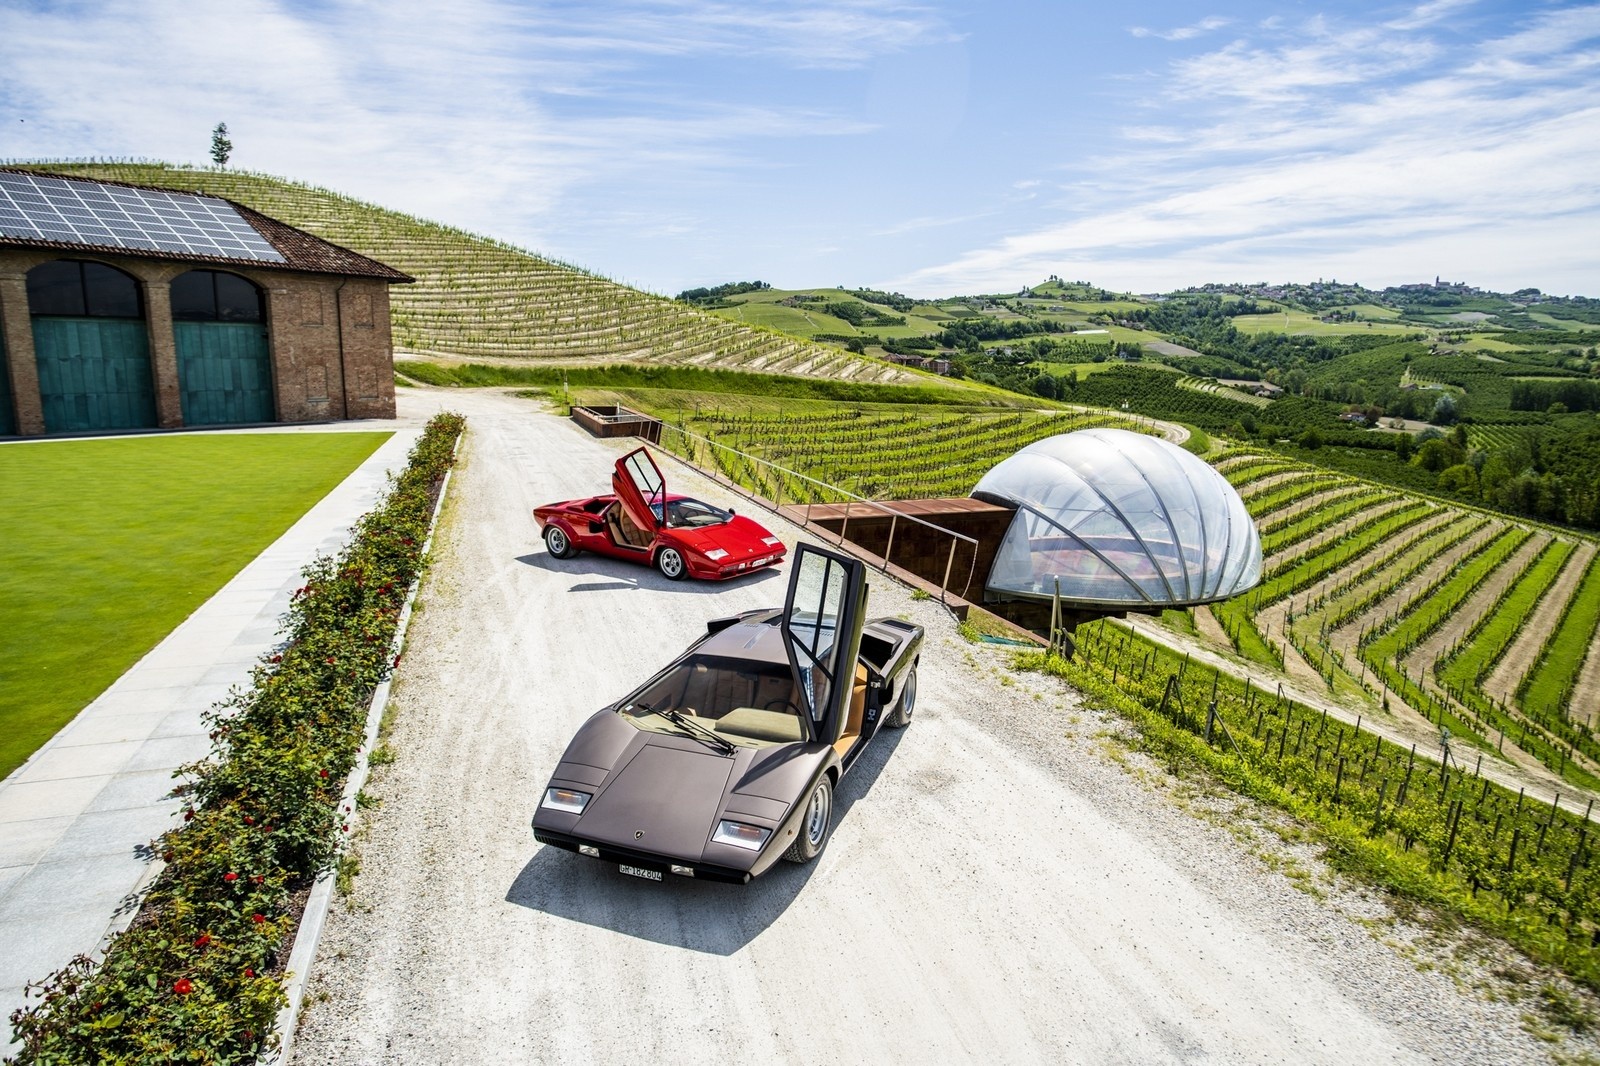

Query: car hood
539;711;826;864
670;515;783;557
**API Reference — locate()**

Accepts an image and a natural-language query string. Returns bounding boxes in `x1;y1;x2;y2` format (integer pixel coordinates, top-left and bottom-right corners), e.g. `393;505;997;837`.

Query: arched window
26;259;142;319
170;269;263;323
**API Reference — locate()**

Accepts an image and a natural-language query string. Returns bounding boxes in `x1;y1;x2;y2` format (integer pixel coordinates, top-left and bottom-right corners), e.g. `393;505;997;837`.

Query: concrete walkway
0;414;425;1035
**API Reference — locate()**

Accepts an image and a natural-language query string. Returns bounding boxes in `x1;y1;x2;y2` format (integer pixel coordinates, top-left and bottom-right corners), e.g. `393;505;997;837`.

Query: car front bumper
533;827;755;884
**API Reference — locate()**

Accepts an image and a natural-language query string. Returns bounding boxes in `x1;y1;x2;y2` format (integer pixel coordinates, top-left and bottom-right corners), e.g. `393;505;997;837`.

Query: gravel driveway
292;388;1587;1065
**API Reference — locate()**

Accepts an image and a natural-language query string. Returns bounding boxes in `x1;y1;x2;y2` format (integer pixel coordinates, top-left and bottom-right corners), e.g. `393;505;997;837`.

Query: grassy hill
30;163;945;387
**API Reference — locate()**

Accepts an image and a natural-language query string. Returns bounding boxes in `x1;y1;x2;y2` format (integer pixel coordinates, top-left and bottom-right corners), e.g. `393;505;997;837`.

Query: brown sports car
532;544;923;883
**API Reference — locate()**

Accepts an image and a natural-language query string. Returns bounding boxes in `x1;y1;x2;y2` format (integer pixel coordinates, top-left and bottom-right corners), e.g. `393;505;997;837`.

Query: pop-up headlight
541;787;592;814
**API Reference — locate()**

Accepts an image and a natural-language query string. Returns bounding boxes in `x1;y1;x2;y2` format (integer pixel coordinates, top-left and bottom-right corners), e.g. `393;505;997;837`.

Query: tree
210;122;232;167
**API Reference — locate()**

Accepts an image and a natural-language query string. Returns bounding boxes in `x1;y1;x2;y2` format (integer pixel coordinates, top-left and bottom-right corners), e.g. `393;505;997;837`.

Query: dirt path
1576;630;1600;730
1262;497;1425;574
1255;483;1373;539
1484;541;1596;708
1402;533;1550;680
1191;604;1233;650
1328;519;1506;658
1238;469;1327;501
288;389;1575;1065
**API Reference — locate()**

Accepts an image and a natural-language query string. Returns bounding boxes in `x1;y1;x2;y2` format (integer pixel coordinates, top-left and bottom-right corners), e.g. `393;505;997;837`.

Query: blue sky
2;1;1597;298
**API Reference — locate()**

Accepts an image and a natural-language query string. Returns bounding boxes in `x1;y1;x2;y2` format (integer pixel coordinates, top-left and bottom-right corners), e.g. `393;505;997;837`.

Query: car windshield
651;497;732;528
618;654;804;748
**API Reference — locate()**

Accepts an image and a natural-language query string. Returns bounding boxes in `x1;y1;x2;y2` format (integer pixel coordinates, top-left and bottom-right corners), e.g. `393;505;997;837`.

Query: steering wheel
765;699;801;716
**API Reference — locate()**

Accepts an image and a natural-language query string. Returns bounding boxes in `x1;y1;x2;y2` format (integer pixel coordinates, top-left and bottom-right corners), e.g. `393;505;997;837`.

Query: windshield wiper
653;704;736;756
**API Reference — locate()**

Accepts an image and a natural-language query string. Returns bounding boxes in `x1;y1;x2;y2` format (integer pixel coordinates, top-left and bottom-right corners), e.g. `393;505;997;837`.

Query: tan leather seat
716;708;803;744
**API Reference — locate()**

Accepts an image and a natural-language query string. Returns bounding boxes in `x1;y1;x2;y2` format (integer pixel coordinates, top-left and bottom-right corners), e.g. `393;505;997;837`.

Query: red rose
194;934;211;948
224;872;238;882
174;978;193;995
244;969;255;979
183;809;194;822
320;769;328;779
325;656;336;665
243;815;254;825
252;875;264;885
252;913;265;924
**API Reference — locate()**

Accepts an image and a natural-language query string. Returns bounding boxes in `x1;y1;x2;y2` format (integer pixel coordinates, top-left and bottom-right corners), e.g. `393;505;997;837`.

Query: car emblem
634;830;644;840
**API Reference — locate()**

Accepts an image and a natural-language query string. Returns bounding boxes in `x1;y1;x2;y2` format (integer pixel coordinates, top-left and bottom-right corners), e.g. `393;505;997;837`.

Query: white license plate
620;864;662;881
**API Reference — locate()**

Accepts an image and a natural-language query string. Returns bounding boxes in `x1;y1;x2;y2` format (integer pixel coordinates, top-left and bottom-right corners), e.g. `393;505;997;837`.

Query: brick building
0;169;411;436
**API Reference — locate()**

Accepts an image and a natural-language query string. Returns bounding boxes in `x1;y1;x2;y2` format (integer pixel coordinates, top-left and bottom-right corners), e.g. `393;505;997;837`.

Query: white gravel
291;388;1598;1065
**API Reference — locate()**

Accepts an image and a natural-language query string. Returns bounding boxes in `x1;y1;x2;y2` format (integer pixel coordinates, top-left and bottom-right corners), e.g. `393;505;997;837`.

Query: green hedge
9;412;465;1064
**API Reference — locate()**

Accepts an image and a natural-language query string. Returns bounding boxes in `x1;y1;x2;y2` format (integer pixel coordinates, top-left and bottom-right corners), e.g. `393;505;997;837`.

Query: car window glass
784;552;847;722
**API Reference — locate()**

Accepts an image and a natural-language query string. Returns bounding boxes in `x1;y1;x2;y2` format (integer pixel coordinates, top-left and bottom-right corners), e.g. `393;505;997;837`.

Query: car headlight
762;537;781;547
541;787;591;814
711;820;771;851
704;548;729;561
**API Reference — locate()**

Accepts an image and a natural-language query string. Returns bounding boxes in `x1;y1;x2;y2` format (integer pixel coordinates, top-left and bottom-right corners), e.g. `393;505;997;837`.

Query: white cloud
0;0;947;257
1131;16;1230;42
1384;0;1477;31
896;5;1600;297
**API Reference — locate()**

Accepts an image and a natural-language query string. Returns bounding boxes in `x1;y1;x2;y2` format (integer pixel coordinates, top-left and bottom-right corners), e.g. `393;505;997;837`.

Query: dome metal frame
972;428;1262;610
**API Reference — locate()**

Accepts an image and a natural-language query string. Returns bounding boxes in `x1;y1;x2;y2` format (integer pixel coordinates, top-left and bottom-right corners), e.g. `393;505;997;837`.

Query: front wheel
886;664;917;728
784;776;833;863
656;547;686;581
544;525;577;559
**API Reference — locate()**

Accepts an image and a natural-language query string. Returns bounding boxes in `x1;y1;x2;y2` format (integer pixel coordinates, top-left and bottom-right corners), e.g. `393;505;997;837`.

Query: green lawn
0;432;391;777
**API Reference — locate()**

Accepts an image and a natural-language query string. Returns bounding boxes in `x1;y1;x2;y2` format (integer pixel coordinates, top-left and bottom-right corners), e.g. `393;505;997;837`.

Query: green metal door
174;321;273;425
32;317;157;433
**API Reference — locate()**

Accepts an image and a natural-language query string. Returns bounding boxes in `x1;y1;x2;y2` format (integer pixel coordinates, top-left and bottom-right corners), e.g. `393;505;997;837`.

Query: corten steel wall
799;497;1016;600
570;405;662;442
0;249;396;435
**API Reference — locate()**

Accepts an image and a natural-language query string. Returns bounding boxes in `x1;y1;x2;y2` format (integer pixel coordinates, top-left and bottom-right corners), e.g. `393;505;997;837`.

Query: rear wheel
656;547;686;580
544;525;577;559
784;776;833;863
886;664;917;728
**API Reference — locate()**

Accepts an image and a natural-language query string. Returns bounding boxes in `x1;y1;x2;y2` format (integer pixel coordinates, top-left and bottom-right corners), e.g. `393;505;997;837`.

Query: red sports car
533;447;787;581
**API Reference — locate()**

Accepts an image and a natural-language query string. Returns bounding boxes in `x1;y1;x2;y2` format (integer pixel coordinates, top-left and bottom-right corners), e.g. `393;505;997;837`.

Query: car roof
696;616;788;666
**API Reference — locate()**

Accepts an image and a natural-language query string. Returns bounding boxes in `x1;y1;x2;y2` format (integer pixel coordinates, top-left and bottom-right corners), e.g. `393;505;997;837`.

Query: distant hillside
28;162;930;386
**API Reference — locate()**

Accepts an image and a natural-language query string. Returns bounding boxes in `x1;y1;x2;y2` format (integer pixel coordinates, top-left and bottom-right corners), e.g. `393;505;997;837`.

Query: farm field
0;432;390;777
608;390;1600;796
1230;308;1417;336
33;163;933;388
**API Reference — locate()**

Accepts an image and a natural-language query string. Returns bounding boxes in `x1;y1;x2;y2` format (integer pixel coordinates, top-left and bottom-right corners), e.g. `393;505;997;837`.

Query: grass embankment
393;359;1019;406
0;433;390;778
1013;619;1600;993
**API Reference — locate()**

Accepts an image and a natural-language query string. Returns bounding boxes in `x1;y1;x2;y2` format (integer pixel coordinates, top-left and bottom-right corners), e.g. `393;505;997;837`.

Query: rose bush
9;412;464;1064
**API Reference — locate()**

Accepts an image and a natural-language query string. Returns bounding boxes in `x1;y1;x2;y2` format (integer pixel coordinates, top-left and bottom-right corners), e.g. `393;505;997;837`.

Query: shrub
9;412;465;1064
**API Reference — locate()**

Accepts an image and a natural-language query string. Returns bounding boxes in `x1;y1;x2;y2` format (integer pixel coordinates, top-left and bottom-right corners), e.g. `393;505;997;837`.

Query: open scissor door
780;544;867;746
613;446;666;534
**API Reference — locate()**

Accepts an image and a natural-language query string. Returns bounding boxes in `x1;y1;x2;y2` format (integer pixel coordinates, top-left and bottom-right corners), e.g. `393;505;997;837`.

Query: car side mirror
728;507;736;516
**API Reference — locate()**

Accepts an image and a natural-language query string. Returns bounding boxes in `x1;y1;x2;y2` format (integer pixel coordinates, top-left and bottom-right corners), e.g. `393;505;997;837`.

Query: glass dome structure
971;428;1261;608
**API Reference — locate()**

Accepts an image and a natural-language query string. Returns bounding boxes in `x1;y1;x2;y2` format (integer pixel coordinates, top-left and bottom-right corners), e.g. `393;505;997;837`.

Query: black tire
886;663;917;728
544;525;577;559
656;547;687;581
783;776;833;863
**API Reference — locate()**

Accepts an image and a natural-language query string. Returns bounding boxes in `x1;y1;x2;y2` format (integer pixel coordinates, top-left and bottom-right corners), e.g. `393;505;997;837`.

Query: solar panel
0;171;285;263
